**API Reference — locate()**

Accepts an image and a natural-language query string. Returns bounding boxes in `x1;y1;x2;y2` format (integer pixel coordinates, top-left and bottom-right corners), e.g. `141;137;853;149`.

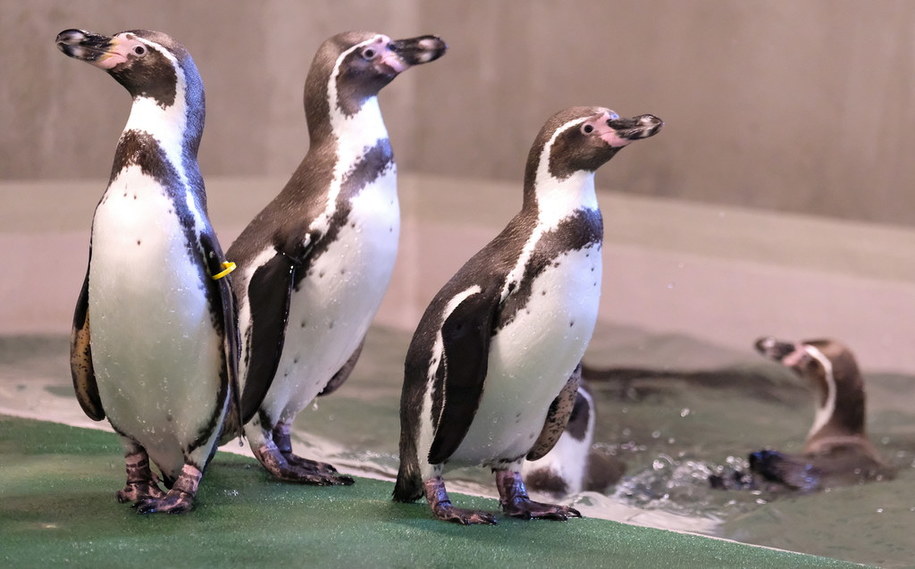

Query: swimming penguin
226;32;446;484
522;382;626;496
58;29;239;513
393;106;663;524
744;337;895;491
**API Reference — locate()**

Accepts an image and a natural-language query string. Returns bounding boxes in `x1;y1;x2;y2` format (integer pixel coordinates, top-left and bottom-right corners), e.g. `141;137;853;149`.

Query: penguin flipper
527;364;582;461
318;338;364;397
427;289;499;465
240;252;295;422
70;268;105;421
199;233;242;428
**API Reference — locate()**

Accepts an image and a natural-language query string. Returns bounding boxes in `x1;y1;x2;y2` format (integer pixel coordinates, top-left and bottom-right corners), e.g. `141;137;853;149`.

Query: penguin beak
755;336;807;367
384;35;447;72
604;114;664;146
56;29;134;70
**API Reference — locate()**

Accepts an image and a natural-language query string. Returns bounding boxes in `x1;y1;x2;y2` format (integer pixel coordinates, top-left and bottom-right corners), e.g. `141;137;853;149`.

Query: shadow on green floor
0;416;871;569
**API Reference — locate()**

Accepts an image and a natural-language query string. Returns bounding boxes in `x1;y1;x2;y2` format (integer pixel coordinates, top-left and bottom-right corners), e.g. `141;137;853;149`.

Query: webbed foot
253;442;354;485
496;470;581;521
424;476;497;525
116;481;165;504
116;451;165;504
135;463;201;515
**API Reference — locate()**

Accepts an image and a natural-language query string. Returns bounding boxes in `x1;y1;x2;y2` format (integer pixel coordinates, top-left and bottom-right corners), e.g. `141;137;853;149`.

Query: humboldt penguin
57;28;239;513
226;32;446;484
393;106;663;524
745;337;895;491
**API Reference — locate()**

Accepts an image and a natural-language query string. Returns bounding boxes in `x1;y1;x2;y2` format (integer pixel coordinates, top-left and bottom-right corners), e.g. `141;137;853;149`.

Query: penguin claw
432;505;498;525
502;500;581;521
134;490;195;514
281;453;341;475
270;464;354;486
116;481;166;504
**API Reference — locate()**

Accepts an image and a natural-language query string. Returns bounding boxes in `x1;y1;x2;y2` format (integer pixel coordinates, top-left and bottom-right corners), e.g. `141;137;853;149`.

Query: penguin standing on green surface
394;106;663;524
225;32;446;484
58;28;240;514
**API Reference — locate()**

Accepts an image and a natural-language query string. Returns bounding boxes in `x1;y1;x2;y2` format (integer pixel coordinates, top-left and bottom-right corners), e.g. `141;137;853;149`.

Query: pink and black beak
56;29;144;71
386;35;447;71
606;114;664;143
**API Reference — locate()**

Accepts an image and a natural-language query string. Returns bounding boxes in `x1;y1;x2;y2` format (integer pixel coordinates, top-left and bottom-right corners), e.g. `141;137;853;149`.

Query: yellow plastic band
212;261;237;280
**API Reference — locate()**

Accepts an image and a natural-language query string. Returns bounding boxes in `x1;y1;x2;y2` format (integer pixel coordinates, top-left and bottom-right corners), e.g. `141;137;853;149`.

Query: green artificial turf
0;416;871;569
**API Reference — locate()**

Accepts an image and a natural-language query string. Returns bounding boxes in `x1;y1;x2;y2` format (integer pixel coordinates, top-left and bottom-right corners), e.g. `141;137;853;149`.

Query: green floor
0;416;871;569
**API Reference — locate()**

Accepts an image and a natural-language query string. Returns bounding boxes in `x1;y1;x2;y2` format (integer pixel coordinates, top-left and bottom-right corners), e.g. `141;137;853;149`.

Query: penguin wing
70;267;105;421
238;251;295;421
318;338;364;397
527;364;582;461
428;288;499;464
199;233;243;425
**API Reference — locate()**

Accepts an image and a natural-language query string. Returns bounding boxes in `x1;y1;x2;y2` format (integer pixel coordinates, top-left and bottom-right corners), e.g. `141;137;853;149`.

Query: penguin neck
524;166;598;231
307;95;389;160
121;64;204;170
804;346;867;447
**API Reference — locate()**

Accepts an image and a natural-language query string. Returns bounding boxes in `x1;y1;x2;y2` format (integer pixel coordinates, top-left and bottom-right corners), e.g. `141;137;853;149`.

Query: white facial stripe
500;117;599;301
311;35;391;240
804;345;836;439
119;39;206;237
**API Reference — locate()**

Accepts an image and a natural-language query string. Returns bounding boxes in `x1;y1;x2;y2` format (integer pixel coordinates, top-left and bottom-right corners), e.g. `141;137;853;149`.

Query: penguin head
308;31;447;117
56;29;200;110
755;336;866;439
533;107;663;180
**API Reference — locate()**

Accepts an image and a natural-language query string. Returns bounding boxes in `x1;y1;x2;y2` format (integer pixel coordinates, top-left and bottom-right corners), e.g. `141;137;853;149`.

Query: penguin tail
392;429;423;503
392;462;423;503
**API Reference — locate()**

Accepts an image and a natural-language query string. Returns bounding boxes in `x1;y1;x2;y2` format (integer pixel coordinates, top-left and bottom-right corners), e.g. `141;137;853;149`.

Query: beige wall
3;1;915;225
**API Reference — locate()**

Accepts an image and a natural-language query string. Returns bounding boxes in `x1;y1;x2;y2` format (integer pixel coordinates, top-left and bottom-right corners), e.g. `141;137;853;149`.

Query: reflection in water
1;327;912;568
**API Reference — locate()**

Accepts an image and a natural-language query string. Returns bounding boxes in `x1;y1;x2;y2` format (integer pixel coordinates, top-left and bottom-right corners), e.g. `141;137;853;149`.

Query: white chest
451;244;602;465
87;168;222;452
258;169;401;419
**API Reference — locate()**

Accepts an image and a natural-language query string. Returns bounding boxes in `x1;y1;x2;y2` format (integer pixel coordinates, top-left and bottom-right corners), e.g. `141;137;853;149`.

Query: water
1;325;913;567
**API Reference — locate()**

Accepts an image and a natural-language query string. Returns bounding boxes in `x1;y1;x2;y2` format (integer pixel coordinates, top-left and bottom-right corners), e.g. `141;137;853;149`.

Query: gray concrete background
4;1;915;225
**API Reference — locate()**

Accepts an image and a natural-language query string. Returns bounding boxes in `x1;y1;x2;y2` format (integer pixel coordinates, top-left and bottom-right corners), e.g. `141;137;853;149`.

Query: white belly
450;244;602;466
261;175;400;420
88;170;224;477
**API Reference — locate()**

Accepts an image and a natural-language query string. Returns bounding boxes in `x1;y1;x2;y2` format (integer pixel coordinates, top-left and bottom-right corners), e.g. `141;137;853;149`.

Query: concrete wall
3;1;915;225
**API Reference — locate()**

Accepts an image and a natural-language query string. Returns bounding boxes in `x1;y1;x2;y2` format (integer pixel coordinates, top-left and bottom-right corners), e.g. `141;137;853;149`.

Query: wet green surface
0;416;870;569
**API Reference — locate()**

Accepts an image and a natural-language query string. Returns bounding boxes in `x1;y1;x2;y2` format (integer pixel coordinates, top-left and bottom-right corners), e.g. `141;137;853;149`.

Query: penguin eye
581;124;595;135
361;48;378;60
133;45;147;56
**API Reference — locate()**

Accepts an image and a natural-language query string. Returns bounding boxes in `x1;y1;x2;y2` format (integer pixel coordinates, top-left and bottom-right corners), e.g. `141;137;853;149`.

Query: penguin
57;28;240;514
522;382;626;496
225;32;447;484
744;337;895;491
393;106;663;524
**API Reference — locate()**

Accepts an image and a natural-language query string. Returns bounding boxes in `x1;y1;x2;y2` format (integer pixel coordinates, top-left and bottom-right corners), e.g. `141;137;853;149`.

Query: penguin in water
522;382;626;496
710;337;895;491
394;106;663;524
226;32;446;484
57;29;240;513
745;337;895;491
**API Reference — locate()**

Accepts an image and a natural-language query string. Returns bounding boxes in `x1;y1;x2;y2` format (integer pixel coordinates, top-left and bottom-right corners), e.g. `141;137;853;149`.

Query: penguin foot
116;451;166;504
135;489;195;514
282;452;342;475
496;470;581;521
423;477;497;525
116;481;166;504
135;463;201;514
253;443;354;485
